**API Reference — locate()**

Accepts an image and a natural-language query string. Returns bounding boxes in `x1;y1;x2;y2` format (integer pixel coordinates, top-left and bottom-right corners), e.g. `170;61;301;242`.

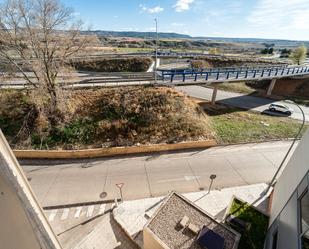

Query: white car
268;103;294;115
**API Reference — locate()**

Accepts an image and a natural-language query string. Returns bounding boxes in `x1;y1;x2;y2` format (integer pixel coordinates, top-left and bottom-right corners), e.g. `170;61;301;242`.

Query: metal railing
159;65;309;83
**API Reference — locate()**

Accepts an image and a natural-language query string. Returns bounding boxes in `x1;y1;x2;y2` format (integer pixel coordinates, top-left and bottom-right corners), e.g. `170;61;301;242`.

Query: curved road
176;85;309;122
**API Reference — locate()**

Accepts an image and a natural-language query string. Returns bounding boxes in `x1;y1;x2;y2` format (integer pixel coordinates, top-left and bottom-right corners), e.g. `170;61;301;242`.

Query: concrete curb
13;140;217;159
43;198;120;210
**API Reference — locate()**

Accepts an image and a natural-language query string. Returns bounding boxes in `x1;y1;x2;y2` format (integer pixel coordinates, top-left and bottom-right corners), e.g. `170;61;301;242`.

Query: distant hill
87;30;191;39
199;37;309;47
84;30;309;48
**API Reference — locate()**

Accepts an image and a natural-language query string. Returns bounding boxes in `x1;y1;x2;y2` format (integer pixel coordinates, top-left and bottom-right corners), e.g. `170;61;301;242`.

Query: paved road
21;141;293;207
3;65;309;90
176;85;309;122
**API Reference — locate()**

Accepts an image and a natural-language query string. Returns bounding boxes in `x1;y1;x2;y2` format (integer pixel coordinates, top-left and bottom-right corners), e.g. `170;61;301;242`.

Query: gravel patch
147;194;239;249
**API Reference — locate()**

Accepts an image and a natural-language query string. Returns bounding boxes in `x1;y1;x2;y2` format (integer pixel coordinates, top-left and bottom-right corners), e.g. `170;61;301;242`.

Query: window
300;190;309;249
272;231;278;249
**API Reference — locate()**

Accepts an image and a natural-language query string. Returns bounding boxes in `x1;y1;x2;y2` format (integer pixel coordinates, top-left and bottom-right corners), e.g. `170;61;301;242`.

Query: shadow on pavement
109;213;139;249
200;92;280;116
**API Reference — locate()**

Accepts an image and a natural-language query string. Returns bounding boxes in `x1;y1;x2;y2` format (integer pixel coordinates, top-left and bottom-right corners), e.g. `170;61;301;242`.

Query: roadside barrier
14;140;217;159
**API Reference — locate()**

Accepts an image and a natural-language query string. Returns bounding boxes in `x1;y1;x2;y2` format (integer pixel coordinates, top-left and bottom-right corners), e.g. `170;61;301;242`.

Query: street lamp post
263;100;305;195
116;183;124;202
208;174;217;194
154;18;158;84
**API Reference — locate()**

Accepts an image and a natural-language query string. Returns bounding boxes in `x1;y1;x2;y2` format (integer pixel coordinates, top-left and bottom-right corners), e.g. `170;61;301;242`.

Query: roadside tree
0;0;91;117
290;45;308;65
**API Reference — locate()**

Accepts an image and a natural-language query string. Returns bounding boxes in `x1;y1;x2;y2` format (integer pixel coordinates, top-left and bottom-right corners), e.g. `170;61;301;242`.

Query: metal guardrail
159;65;309;83
1;65;308;89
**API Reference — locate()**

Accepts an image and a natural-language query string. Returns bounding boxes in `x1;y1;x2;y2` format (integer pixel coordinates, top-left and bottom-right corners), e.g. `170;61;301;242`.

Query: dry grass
70;57;152;72
1;87;302;150
212;82;257;95
67;87;214;148
0;87;214;149
203;103;307;144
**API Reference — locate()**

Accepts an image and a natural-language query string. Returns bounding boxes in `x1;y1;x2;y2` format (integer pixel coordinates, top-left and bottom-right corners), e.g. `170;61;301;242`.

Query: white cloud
171;22;184;27
174;0;194;12
140;5;164;14
248;0;309;30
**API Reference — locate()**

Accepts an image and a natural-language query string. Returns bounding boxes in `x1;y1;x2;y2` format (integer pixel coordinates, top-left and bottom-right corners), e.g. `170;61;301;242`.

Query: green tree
290;45;308;65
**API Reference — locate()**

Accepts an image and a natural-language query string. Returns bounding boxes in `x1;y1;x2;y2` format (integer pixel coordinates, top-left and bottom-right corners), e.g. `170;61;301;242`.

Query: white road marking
98;204;106;215
74;207;83;218
157;176;200;183
48;209;58;222
184;175;201;181
86;205;94;217
157;177;185;183
60;208;70;220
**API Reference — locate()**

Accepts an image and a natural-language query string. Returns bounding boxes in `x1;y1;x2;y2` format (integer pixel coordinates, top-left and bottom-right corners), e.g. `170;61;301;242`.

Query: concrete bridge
1;65;309;104
159;65;309;103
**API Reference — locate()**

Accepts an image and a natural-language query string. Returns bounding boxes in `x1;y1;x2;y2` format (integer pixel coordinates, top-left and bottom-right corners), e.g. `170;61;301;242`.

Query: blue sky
11;0;309;40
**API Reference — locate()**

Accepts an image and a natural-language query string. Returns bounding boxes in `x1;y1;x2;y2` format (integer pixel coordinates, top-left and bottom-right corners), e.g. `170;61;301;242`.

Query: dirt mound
0;87;214;150
193;57;284;68
272;78;309;97
70;57;152;72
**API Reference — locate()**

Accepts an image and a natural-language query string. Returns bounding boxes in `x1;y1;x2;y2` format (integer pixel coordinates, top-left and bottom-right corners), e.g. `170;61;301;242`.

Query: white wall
0;172;42;249
0;131;62;249
270;129;309;225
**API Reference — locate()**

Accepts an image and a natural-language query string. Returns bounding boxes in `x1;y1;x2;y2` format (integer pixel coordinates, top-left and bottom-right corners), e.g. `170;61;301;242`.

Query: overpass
1;64;309;104
159;65;309;103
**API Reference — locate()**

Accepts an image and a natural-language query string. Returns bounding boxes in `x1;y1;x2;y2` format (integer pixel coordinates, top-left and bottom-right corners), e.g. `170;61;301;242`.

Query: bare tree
290;45;308;65
0;0;90;115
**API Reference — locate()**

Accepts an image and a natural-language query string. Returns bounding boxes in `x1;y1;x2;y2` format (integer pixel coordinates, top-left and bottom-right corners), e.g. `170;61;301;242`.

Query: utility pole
154;18;158;84
263;100;305;196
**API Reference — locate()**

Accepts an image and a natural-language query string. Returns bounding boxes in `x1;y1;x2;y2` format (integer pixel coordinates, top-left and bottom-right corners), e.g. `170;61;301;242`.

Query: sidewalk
22;141;292;207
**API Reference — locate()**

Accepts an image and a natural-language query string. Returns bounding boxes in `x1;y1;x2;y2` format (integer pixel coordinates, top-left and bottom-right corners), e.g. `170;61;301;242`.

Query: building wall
269;130;309;224
143;228;169;249
265;130;309;249
0;173;42;249
0;131;62;249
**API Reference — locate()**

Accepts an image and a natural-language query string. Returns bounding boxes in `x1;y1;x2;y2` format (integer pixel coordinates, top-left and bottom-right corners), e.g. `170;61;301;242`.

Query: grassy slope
203;104;307;144
229;198;269;249
0;88;306;150
214;82;257;95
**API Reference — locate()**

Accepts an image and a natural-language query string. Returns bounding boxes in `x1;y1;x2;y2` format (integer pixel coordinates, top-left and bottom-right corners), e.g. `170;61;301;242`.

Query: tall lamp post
154;18;158;84
263;100;305;195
